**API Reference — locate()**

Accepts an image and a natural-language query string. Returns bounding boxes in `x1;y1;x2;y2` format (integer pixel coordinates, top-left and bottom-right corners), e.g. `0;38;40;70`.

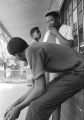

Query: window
69;2;72;16
78;0;82;13
73;30;78;46
79;27;84;52
61;0;84;51
78;11;83;26
73;8;77;30
79;27;83;45
73;0;77;10
67;19;70;25
66;8;69;19
77;0;81;3
69;14;73;27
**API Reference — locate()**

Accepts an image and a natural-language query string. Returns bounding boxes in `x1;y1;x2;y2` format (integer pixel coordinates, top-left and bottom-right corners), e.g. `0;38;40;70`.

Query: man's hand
4;105;14;119
3;111;10;120
7;106;21;120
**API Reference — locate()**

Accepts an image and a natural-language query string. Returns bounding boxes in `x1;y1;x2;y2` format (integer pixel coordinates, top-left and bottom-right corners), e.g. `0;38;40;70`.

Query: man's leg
52;105;61;120
49;73;62;120
25;71;84;120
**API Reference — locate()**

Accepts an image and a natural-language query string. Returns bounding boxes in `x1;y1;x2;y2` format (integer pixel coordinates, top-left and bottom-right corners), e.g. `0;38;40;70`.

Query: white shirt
43;24;74;44
43;30;50;42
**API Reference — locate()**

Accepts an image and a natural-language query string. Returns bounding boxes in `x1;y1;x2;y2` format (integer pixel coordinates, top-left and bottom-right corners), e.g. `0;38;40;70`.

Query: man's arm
50;27;74;48
4;76;34;119
10;77;35;107
12;84;34;107
59;32;74;48
16;74;46;110
4;84;34;119
4;75;46;120
59;36;74;48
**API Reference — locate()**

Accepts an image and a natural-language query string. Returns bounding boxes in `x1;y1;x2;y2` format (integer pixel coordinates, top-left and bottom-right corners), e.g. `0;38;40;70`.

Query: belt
63;70;84;75
71;71;81;75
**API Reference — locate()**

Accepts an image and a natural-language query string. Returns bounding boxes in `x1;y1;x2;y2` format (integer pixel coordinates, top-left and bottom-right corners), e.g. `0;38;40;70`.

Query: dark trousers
25;71;84;120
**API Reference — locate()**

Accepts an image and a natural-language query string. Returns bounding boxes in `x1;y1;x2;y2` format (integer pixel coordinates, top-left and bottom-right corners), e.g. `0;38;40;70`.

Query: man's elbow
37;87;46;96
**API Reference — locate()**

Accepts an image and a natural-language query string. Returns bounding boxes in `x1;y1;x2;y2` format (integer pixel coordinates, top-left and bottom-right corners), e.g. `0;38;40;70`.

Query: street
0;83;31;120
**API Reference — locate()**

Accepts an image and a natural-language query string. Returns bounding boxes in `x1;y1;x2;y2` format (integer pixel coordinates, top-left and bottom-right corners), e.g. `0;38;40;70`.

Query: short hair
30;27;40;37
45;11;60;19
7;37;28;56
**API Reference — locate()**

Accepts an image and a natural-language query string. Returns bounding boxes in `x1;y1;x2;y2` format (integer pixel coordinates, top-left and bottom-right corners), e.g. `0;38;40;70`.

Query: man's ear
57;17;60;24
32;34;34;39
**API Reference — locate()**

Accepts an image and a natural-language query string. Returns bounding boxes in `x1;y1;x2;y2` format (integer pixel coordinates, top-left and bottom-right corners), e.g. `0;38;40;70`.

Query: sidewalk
0;83;30;120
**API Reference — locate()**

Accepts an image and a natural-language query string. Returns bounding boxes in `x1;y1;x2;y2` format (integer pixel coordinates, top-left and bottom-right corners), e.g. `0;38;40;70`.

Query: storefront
60;0;84;53
60;0;84;120
48;0;84;120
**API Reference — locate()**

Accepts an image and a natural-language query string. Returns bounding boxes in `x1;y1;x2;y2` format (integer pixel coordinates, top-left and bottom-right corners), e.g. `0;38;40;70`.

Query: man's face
15;53;27;62
45;15;59;30
32;30;41;41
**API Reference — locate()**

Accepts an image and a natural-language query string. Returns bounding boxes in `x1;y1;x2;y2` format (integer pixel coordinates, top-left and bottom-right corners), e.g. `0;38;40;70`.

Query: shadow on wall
61;89;84;120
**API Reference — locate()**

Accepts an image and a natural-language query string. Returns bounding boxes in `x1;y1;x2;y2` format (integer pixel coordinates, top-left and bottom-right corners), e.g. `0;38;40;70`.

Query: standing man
4;37;84;120
44;11;74;47
29;27;41;84
43;11;74;120
30;26;41;43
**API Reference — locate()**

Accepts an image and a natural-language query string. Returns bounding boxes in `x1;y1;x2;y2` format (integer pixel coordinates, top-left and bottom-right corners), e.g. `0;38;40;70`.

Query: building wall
60;0;84;120
61;90;84;120
48;0;84;120
60;0;84;52
48;0;64;11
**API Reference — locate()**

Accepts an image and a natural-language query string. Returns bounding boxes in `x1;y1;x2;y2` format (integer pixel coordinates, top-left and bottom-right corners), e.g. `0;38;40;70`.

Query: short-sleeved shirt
26;42;84;80
43;25;74;44
59;24;74;40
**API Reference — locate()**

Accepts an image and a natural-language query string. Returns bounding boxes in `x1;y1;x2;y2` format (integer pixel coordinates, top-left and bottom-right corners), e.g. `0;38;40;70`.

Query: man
29;26;41;84
30;26;41;43
43;11;74;120
43;11;75;80
43;11;74;48
4;37;84;120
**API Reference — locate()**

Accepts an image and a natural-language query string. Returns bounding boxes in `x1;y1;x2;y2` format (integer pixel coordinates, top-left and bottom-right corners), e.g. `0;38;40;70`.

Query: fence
0;68;32;84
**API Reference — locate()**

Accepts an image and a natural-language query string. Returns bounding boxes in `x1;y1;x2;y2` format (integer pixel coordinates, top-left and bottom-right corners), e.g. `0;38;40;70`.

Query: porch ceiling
0;0;64;43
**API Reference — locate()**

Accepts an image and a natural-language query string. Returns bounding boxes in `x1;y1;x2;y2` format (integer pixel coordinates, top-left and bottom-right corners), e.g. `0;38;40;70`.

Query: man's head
30;27;41;42
7;37;29;61
45;11;61;30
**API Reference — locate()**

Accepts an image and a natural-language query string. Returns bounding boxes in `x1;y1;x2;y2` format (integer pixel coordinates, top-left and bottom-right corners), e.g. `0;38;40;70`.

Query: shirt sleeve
43;30;50;42
59;25;74;40
26;47;45;80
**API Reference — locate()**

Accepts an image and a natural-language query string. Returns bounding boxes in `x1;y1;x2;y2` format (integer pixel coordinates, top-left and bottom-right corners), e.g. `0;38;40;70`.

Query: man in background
30;26;41;43
29;26;41;84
